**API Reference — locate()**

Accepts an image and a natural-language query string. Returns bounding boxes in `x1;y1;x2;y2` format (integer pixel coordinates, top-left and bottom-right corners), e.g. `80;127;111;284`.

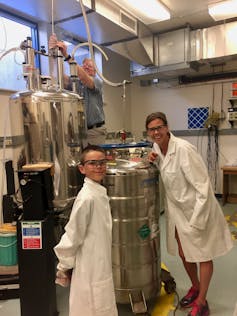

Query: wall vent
120;10;137;34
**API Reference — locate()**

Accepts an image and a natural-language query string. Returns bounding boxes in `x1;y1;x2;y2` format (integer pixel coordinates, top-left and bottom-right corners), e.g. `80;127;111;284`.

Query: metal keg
103;157;161;306
9;88;86;209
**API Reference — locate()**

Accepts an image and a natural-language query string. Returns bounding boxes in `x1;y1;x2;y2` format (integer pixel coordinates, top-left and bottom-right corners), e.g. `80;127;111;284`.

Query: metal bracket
129;290;148;315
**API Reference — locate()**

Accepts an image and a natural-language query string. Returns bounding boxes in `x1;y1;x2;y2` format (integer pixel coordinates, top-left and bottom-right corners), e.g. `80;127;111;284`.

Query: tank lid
101;141;152;149
106;159;151;174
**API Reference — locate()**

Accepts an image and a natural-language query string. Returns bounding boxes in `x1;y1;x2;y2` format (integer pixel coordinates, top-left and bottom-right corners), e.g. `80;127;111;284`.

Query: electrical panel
228;107;237;121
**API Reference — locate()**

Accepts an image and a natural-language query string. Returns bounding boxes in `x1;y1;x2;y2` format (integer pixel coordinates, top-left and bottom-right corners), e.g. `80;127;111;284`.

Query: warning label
138;224;151;240
21;222;42;250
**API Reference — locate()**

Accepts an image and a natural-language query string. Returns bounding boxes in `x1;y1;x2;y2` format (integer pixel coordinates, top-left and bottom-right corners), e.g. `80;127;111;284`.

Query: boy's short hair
80;145;105;164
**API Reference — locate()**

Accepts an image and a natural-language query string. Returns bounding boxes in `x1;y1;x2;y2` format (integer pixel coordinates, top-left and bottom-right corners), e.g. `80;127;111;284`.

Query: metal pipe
57;49;64;90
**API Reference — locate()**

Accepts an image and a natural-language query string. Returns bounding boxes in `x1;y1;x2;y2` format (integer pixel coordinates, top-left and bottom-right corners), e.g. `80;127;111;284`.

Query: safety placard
21;221;42;249
138;224;151;240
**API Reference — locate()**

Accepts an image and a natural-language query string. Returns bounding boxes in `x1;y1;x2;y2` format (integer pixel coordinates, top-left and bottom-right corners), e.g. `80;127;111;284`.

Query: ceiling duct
108;34;154;67
105;8;154;66
47;0;237;79
82;0;154;66
194;21;237;64
130;27;200;79
2;0;237;80
98;5;237;81
119;10;137;34
83;1;208;72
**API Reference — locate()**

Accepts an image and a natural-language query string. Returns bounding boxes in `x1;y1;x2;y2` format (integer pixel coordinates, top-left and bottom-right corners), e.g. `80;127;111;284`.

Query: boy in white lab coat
54;145;118;316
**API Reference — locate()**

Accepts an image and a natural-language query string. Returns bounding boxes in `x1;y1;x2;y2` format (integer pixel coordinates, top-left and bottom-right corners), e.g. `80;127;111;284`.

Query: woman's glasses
147;125;166;133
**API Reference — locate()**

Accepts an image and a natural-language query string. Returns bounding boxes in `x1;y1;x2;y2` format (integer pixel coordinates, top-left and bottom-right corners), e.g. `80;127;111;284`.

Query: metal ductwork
2;0;237;80
108;35;154;67
65;1;237;80
130;27;200;79
103;13;237;79
82;0;154;66
193;22;237;63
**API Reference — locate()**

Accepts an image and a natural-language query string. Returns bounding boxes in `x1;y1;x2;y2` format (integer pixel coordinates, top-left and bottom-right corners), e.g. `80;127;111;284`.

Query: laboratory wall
129;79;237;194
102;48;131;134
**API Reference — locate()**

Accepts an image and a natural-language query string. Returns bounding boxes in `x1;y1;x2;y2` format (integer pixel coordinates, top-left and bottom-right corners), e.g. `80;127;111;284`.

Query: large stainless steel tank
9;88;86;209
103;157;161;305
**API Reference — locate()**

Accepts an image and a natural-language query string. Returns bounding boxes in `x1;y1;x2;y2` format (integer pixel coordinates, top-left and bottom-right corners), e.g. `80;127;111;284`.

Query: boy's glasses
147;125;166;133
83;159;108;167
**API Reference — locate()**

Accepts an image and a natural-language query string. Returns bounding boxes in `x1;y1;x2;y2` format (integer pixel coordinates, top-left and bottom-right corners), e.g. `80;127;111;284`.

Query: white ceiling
0;0;235;46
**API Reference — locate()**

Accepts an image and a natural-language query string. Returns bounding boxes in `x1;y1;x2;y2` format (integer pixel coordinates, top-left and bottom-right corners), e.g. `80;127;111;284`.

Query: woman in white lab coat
146;112;233;316
54;145;118;316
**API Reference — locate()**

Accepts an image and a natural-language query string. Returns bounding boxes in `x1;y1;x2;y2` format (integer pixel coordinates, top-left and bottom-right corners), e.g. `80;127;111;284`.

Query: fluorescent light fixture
112;0;170;24
208;0;237;21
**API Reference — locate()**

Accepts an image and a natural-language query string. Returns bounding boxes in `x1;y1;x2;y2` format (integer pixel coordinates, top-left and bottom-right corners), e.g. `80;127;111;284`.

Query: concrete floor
1;202;237;316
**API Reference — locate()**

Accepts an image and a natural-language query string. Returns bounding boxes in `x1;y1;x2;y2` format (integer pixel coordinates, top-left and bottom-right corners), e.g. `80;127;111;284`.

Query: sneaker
187;301;210;316
179;286;199;308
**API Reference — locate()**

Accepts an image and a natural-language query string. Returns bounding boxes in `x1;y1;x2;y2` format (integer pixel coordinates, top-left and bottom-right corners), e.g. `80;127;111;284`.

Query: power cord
172;290;180;316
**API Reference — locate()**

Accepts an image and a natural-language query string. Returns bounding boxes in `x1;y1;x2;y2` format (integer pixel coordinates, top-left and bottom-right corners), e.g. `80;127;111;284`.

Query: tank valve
119;129;127;143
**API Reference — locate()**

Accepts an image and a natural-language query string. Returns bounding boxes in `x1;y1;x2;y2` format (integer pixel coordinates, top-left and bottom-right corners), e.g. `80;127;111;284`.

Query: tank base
129;290;147;314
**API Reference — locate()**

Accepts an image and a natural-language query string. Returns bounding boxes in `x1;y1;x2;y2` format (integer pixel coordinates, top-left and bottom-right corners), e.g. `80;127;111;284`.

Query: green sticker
138;224;151;240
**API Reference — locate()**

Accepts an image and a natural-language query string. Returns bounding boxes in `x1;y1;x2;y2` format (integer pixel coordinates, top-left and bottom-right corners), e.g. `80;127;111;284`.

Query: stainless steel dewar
103;159;161;305
10;88;86;209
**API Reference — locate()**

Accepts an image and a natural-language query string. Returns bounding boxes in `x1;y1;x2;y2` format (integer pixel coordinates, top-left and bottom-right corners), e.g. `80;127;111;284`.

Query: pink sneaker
187;300;210;316
179;286;199;308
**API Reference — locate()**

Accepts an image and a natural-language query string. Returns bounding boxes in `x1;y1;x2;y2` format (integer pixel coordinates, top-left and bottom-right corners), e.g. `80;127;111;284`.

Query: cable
207;127;211;173
0;16;7;53
172;290;180;316
214;126;219;190
0;46;25;61
14;49;25;65
77;0;130;88
206;124;220;191
51;0;55;35
71;42;109;62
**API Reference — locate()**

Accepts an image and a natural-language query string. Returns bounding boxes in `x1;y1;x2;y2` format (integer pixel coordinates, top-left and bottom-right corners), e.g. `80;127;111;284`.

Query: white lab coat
233;302;237;316
153;133;233;262
54;177;118;316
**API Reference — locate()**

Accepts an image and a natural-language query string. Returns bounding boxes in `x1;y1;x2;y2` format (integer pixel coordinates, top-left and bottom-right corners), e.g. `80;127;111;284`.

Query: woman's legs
175;230;213;305
175;229;200;290
197;261;213;305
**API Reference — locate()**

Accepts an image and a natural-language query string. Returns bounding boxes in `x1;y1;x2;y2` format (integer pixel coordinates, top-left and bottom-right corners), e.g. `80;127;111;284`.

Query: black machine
17;165;58;316
18;165;54;220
